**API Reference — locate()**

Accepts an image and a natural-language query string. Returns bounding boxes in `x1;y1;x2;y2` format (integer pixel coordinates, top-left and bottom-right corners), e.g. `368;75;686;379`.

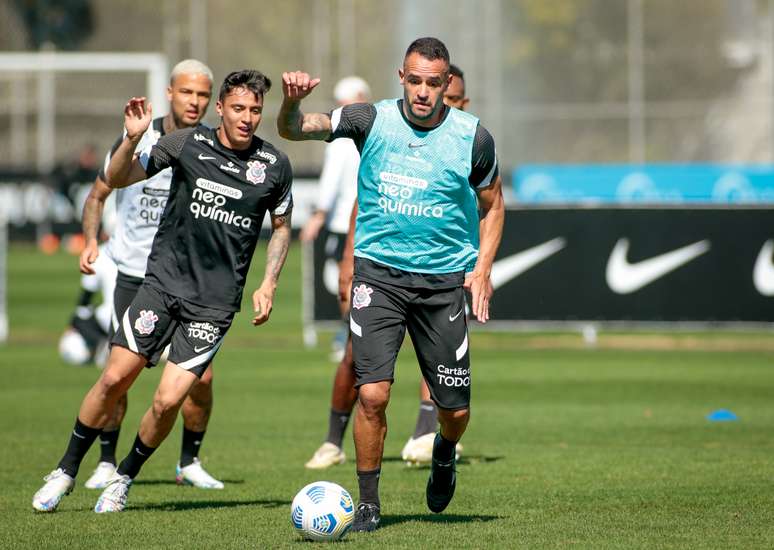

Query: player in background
58;250;116;367
278;38;504;531
74;60;224;491
32;69;294;514
301;76;370;364
301;76;370;469
303;65;472;470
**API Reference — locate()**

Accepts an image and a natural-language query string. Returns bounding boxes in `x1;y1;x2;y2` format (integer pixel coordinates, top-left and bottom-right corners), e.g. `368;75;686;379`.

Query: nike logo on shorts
194;345;210;353
449;309;464;322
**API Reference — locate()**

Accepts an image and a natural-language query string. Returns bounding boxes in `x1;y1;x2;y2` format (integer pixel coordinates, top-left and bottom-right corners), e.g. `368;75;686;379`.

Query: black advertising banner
309;208;774;324
488;208;773;322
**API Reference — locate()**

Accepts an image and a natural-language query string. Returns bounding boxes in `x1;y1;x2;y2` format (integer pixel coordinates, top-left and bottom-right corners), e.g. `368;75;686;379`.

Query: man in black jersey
32;70;294;514
77;59;225;491
278;38;504;531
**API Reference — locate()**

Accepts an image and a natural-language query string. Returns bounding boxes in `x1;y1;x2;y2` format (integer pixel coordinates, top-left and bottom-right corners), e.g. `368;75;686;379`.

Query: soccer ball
290;481;355;541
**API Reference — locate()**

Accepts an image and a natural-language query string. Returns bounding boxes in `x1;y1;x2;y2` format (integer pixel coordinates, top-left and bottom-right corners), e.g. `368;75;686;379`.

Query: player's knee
96;370;130;399
152;391;185;420
357;384;389;416
438;406;470;426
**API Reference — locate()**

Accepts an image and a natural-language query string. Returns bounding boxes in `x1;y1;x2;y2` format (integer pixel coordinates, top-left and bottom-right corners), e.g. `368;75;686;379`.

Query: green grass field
2;243;774;549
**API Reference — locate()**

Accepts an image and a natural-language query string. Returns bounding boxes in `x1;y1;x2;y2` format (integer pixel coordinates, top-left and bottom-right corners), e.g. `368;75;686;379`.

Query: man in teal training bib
278;37;505;532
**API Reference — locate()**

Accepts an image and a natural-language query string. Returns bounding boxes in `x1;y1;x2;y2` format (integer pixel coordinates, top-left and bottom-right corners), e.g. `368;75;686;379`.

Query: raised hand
282;71;321;101
123;97;152;141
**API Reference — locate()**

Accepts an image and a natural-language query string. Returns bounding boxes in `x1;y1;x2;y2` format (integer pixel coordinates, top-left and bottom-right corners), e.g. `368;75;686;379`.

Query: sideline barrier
306;207;774;328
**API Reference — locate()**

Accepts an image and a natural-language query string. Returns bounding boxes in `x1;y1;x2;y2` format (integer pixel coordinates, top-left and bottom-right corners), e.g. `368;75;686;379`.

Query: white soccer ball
290;481;355;541
58;328;91;365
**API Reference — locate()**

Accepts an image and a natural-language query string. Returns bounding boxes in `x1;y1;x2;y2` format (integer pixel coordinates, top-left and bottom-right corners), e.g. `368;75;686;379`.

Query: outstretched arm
252;209;293;326
465;176;505;323
277;71;332;141
79;176;113;274
105;97;152;188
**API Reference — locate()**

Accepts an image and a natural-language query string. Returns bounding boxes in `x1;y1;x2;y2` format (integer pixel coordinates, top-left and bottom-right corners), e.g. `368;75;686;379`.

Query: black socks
180;428;205;467
357;468;381;508
413;400;438;438
116;433;157;479
57;418;101;477
325;409;351;449
98;428;120;465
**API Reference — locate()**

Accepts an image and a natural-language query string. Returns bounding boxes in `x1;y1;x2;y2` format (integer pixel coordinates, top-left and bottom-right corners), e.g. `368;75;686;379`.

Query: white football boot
304;442;346;469
84;461;117;489
94;474;132;513
175;458;224;489
32;468;75;512
402;433;463;466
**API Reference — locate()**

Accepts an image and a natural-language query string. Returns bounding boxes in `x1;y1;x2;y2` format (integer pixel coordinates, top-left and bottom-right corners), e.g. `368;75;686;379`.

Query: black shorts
110;271;144;340
112;283;234;377
349;278;471;410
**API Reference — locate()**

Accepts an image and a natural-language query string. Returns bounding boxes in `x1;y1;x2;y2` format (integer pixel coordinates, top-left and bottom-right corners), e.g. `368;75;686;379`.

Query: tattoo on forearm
264;213;292;283
301;113;332;139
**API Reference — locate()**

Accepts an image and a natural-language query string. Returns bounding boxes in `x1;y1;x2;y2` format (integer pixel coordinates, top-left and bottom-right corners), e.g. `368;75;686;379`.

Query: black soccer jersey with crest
139;124;293;312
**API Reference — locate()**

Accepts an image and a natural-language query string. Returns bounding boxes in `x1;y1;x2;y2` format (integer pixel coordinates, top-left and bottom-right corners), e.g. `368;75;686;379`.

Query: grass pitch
2;244;773;549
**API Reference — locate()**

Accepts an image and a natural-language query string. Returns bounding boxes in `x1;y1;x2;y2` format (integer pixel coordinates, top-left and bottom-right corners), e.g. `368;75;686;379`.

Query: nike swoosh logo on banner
198;154;215;161
753;239;774;296
449;309;463;322
490;237;567;290
606;238;711;294
194;345;210;353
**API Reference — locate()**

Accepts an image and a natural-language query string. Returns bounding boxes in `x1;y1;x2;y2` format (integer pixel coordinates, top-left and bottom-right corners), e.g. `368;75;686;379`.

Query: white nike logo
135;447;146;457
753;239;774;296
194;345;210;353
198;153;216;161
490;237;567;290
449;308;463;322
72;430;86;440
606;238;711;294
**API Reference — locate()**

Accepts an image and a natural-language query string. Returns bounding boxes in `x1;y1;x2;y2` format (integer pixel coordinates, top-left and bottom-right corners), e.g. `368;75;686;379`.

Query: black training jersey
139;124;293;311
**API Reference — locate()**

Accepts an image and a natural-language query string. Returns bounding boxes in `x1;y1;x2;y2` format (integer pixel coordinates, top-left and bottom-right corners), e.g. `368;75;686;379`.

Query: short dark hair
218;70;272;103
449;64;464;81
404;37;450;64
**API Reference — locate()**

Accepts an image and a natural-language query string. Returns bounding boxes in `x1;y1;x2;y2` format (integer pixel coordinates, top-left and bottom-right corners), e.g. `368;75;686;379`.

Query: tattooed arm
277;71;332;141
252;209;293;326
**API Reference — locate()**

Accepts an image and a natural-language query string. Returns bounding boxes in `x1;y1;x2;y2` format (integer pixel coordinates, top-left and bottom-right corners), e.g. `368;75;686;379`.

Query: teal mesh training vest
355;99;480;274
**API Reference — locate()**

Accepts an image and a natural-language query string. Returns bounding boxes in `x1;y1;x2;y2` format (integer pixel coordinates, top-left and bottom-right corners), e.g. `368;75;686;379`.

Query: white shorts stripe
350;315;362;337
176;339;223;372
455;332;468;361
122;307;138;353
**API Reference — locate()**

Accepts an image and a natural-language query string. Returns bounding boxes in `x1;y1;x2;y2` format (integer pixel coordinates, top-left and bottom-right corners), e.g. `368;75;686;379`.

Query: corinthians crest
352;284;373;310
246;160;266;184
134;309;159;335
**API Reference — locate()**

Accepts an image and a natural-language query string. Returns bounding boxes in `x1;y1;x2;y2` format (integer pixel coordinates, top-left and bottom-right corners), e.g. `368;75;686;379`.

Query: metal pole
10;74;27;167
337;0;355;77
189;0;208;62
36;51;56;174
627;0;646;164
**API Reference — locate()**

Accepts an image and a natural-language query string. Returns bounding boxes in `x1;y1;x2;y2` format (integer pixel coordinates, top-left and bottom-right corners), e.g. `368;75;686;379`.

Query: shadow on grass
131;498;290;512
382;455;505;466
133;478;245;486
380;513;503;527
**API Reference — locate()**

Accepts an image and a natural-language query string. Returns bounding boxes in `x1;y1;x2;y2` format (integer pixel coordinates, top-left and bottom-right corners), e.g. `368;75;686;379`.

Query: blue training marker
706;409;738;422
